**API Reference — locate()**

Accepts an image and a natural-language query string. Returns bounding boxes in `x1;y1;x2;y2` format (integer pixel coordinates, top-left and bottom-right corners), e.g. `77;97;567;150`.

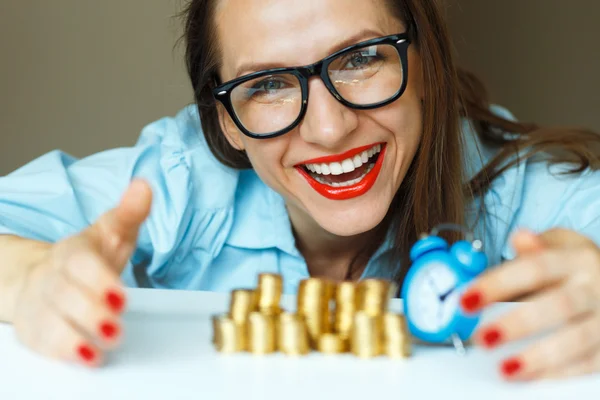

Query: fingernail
77;344;96;363
501;357;522;377
480;327;502;348
460;290;482;313
105;290;125;313
99;321;119;339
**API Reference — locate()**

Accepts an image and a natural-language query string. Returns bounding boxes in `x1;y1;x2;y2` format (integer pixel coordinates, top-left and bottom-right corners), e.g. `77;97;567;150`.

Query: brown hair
180;0;600;284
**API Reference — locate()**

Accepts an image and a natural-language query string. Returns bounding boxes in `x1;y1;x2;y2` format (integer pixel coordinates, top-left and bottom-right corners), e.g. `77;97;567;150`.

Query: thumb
87;179;153;269
511;227;592;256
537;227;594;248
511;228;545;255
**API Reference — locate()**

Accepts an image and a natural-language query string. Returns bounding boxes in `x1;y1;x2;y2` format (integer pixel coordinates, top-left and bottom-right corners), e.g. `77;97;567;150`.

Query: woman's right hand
12;179;153;367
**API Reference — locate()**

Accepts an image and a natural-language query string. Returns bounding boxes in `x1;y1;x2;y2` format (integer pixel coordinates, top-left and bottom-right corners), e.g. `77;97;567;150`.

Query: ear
217;104;246;151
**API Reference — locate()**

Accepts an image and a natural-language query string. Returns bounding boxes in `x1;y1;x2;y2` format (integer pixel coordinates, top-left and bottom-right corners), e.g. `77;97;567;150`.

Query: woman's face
216;0;424;237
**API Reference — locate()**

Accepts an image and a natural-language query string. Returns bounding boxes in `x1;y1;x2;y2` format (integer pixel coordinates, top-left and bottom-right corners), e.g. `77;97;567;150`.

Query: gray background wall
1;0;599;175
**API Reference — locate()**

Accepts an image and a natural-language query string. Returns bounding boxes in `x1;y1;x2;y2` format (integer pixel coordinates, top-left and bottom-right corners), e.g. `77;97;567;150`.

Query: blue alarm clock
401;223;488;347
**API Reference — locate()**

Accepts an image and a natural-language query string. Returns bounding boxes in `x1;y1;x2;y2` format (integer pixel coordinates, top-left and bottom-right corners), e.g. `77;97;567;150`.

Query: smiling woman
0;0;600;382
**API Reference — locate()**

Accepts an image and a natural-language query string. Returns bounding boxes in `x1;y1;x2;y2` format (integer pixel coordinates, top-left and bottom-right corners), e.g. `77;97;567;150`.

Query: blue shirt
1;105;599;294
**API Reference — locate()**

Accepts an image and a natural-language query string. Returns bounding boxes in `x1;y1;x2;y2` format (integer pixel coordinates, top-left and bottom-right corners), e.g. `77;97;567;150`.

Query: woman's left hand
459;228;600;381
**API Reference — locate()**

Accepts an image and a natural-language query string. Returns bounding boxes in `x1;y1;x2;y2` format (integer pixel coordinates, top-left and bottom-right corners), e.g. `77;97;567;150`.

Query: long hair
180;0;600;285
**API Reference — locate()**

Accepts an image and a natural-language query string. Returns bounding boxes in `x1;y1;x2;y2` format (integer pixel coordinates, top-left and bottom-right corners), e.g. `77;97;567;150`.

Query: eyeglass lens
229;43;404;136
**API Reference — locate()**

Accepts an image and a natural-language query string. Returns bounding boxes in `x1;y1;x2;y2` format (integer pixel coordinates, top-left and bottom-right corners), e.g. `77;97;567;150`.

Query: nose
298;78;358;148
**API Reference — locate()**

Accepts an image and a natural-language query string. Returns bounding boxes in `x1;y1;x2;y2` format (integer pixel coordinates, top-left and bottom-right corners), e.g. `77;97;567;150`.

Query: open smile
295;143;386;200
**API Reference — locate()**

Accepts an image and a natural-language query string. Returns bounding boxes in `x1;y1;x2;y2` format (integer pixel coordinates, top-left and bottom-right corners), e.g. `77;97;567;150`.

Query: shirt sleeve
501;162;600;258
0;106;239;288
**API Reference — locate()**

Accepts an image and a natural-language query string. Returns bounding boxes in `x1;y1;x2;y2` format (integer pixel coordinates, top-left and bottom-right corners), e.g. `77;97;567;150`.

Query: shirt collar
225;170;300;257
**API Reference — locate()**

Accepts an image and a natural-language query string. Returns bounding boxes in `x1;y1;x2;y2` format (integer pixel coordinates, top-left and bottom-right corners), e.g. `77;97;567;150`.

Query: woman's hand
460;228;600;381
12;180;152;367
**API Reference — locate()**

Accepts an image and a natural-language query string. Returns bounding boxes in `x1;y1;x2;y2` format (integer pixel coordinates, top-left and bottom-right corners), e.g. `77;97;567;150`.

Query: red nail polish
501;358;522;377
105;290;125;313
100;321;119;339
481;327;502;348
77;344;96;363
461;291;482;312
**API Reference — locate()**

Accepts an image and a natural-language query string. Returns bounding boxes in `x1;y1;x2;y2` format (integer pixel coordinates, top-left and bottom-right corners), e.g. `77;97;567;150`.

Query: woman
0;0;599;381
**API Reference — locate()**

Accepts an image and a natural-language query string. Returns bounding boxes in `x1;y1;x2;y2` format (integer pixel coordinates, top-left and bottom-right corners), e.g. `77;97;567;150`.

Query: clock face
406;262;460;333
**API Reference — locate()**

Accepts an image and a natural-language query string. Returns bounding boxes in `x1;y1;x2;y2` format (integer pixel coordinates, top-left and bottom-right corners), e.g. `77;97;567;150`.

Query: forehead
215;0;405;80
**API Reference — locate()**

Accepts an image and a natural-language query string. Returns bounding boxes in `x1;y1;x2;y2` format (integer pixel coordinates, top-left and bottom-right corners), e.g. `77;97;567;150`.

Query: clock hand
439;286;457;302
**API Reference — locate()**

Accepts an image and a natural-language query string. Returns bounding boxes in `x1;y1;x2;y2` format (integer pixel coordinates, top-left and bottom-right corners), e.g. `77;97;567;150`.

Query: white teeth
303;144;382;177
341;159;355;173
329;162;343;175
312;164;375;187
361;151;369;163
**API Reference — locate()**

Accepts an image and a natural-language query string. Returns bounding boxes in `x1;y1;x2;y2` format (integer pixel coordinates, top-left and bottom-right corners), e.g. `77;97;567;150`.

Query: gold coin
278;312;310;356
257;273;283;316
229;289;258;325
356;279;397;316
212;314;245;353
318;333;348;354
297;278;335;347
333;281;357;339
248;312;277;354
351;311;383;358
335;281;357;306
383;313;412;358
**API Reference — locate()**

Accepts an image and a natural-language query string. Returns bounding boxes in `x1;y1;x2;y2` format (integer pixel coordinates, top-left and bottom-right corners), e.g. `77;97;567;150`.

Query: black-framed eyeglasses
212;33;411;139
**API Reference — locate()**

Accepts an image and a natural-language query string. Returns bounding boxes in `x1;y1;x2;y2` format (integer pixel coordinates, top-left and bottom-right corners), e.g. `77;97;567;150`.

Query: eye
252;78;285;92
345;52;371;68
340;47;382;70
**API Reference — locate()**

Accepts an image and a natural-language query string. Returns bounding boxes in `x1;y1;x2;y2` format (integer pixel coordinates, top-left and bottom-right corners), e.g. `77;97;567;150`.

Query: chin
308;199;391;237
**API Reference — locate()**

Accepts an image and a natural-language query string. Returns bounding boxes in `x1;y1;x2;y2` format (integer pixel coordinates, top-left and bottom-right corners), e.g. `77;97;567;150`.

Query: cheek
375;96;423;145
243;140;290;189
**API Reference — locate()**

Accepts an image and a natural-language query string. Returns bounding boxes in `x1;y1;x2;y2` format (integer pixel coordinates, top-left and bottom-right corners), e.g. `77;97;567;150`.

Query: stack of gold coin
257;273;283;316
383;313;412;358
248;312;277;354
356;279;397;316
350;311;384;358
212;315;245;353
212;274;413;360
333;281;357;344
278;312;310;356
230;289;258;323
227;289;258;350
318;333;348;354
297;278;334;348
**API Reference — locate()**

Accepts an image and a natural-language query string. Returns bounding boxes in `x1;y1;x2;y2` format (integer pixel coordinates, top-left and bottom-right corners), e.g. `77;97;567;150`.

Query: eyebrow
233;28;386;78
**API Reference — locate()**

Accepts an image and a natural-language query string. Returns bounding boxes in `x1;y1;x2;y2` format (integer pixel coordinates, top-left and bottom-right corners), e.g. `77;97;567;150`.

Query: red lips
296;143;386;200
297;143;380;165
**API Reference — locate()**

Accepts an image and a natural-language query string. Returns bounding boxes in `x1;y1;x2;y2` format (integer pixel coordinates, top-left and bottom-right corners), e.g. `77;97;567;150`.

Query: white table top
1;288;599;400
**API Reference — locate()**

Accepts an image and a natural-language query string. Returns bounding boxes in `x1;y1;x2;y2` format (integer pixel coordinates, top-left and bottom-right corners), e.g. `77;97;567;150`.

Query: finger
474;279;597;349
460;249;574;313
45;271;123;350
62;244;127;314
15;303;103;368
537;348;600;380
511;229;545;255
538;227;596;249
87;179;153;268
497;312;600;381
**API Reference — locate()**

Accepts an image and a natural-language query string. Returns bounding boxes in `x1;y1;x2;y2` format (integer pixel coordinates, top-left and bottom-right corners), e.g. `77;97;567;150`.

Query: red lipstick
298;143;378;165
296;143;386;201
